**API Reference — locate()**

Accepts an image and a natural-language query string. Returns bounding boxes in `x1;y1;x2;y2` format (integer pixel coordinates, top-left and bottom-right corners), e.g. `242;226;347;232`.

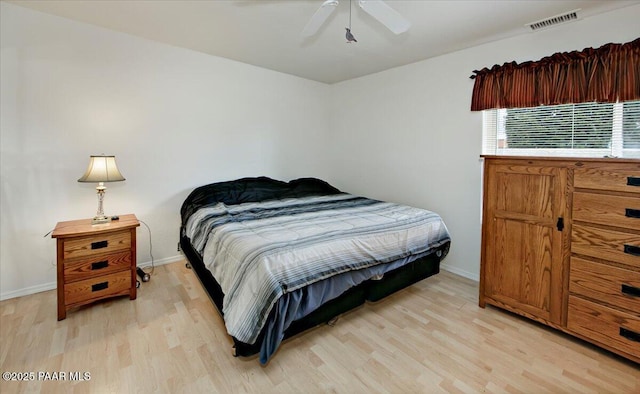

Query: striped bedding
184;193;451;346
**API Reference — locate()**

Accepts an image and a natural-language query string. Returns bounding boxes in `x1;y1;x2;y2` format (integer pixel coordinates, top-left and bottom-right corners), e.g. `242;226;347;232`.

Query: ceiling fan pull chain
346;0;357;43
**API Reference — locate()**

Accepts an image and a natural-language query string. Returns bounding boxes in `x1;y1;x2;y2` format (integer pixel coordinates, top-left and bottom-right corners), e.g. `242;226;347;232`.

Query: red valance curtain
470;38;640;111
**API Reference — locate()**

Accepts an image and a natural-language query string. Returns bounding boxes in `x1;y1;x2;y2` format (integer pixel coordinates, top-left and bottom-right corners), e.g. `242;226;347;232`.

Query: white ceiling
7;0;640;84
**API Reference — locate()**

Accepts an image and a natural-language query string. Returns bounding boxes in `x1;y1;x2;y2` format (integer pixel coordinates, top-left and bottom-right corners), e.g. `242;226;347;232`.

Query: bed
179;177;451;364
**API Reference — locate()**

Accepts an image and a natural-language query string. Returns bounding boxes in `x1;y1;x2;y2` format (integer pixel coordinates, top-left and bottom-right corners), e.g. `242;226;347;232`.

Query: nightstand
52;214;140;320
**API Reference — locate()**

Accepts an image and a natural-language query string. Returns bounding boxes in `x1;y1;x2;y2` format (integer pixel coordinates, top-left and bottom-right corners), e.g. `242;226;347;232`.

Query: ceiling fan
301;0;411;39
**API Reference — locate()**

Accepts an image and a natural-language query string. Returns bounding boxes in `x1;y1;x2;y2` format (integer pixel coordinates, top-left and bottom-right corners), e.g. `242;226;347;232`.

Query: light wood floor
1;261;638;393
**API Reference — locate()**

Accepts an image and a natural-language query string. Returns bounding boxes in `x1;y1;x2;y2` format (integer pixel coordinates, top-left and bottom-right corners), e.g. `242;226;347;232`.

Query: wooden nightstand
52;214;140;320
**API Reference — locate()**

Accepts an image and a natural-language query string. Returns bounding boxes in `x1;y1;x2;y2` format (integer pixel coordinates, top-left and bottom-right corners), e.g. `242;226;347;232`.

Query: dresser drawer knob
621;284;640;297
627;176;640;187
91;260;109;270
625;208;640;219
624;244;640;256
619;327;640;343
91;282;109;292
91;240;108;249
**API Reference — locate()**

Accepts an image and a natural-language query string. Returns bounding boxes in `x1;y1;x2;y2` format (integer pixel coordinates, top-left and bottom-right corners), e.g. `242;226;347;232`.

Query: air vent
526;9;580;31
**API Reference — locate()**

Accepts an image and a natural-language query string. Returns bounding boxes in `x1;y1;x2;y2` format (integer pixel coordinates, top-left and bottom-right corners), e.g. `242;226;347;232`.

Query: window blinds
482;101;640;158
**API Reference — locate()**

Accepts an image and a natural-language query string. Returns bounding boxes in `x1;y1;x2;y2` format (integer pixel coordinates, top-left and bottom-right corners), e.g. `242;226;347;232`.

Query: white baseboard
440;263;479;282
0;282;57;301
138;254;184;269
0;254;185;301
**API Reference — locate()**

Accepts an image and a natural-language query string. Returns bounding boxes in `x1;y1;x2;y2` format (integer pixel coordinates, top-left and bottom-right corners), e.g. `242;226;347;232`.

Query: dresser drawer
573;192;640;230
570;257;640;312
574;166;640;194
63;251;132;282
567;296;640;359
571;224;640;269
63;230;131;260
64;270;132;307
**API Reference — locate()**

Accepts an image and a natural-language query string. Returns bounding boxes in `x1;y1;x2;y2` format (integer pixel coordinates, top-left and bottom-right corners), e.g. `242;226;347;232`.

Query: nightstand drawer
567;296;640;359
570;257;640;312
63;231;131;260
573;192;640;230
64;270;132;307
574;166;640;194
64;251;132;282
571;224;640;269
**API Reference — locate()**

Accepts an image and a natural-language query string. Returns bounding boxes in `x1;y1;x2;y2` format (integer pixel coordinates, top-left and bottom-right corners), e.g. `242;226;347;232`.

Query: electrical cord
44;229;55;267
138;219;155;276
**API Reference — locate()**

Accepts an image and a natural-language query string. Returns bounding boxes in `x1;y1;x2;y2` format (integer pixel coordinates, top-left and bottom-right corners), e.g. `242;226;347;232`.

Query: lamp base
91;216;111;225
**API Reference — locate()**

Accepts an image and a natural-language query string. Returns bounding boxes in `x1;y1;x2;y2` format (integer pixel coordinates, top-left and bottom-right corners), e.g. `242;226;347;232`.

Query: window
482;101;640;158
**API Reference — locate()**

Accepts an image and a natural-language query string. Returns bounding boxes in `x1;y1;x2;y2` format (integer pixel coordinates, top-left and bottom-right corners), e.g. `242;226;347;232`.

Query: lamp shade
78;155;125;183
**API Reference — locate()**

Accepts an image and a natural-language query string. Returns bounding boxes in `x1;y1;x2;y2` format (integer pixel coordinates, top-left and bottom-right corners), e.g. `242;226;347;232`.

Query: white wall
2;2;639;298
0;3;330;299
326;5;640;280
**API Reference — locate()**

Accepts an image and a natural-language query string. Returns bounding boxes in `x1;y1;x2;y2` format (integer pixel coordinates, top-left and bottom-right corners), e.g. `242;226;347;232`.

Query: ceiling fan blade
301;0;339;38
358;0;411;34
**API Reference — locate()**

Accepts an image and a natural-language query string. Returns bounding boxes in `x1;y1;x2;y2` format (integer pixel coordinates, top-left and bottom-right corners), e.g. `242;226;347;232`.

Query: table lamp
78;155;125;224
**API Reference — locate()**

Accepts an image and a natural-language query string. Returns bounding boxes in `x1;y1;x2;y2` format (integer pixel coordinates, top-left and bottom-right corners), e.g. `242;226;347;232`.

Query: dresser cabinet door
481;162;568;325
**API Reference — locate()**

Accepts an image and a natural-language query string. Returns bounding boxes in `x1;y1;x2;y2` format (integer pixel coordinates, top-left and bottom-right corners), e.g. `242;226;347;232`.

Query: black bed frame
180;233;450;358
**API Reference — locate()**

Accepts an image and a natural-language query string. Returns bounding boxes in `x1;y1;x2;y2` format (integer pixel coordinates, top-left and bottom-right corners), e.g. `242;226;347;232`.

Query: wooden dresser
480;156;640;363
52;214;139;320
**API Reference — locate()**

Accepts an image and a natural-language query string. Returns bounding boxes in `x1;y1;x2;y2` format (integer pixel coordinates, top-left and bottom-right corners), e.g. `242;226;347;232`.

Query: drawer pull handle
627;176;640;187
91;260;109;270
621;284;640;297
624;244;640;256
91;240;108;250
91;282;109;292
619;327;640;343
625;208;640;219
